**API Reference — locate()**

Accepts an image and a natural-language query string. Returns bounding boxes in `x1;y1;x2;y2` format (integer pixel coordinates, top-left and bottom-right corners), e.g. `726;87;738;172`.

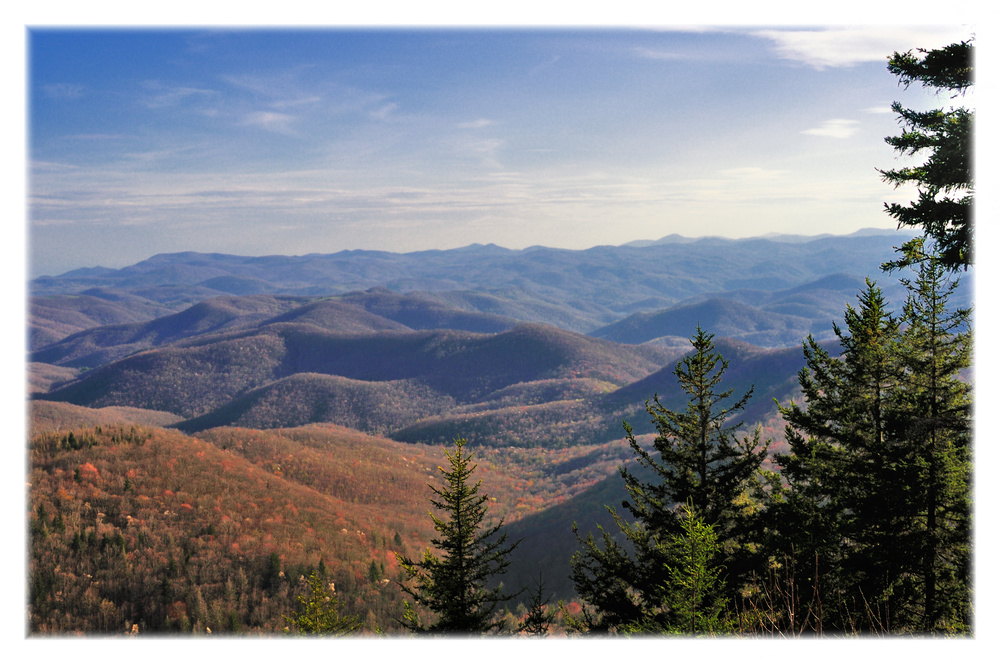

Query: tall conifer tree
892;243;972;631
571;327;768;632
880;40;974;272
772;281;901;632
396;438;518;635
771;271;971;633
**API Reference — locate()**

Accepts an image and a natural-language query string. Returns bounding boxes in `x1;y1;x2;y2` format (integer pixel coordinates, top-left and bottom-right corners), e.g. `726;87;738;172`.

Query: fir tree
518;574;555;636
396;438;519;635
880;40;974;272
771;272;971;633
623;503;731;635
772;280;901;632
571;327;768;632
620;326;768;543
892;244;972;631
284;571;361;635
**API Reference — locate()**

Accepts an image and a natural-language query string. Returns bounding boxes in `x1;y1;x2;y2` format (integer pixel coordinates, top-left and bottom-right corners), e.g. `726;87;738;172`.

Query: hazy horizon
30;226;912;280
27;25;974;278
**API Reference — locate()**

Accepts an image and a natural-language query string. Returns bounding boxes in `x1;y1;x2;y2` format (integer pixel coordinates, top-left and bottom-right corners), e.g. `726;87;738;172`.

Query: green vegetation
767;253;971;633
284;571;362;635
396;438;519;634
27;422;441;634
881;40;974;272
568;260;970;635
569;327;769;633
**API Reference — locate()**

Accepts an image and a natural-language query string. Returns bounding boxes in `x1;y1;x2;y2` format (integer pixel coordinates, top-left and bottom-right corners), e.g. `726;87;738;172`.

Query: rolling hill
38;319;677;423
28;229;969;634
31;230;934;337
591;298;816;348
29;289;179;350
26;401;661;633
32;295;310;368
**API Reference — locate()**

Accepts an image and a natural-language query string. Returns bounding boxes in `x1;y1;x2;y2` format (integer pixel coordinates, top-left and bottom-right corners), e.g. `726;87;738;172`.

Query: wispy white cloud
66;133;129;141
223;70;389;118
270;95;322;109
632;47;687;61
753;27;973;69
454;137;505;169
140;81;216;109
802;119;859;139
369;103;398;121
242;111;296;134
458;118;493;129
30;160;80;172
528;55;561;76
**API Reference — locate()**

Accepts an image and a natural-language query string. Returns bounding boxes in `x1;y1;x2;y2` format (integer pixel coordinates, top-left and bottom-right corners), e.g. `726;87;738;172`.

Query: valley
26;229;964;634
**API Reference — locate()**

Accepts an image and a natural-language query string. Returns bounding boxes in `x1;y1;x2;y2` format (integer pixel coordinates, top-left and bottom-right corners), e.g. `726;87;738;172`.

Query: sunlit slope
28;401;653;632
41;322;675;420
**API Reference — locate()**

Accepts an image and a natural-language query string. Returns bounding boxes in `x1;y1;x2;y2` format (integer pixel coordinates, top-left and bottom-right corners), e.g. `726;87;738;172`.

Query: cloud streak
242;110;297;134
753;27;973;69
140;81;217;109
802;119;860;139
458;118;494;129
29;28;924;276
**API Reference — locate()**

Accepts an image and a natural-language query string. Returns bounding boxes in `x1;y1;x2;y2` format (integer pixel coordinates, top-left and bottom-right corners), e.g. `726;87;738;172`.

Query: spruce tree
880;40;974;272
285;571;361;635
770;271;971;634
772;280;901;632
620;327;768;542
396;438;518;635
571;327;768;632
620;503;731;635
892;244;972;631
518;574;555;636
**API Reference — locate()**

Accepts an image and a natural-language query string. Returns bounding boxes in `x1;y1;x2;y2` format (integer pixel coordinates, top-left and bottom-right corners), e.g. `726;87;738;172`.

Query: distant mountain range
32;228;960;352
28;228;955;450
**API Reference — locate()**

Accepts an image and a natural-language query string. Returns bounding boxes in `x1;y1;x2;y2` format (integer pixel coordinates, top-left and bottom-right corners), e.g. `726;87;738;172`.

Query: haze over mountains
31;228;945;345
30;228;955;449
28;228;975;622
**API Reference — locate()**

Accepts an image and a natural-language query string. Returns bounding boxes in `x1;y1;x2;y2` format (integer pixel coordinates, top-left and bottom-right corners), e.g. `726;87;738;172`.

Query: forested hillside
27;402;644;634
26;229;974;637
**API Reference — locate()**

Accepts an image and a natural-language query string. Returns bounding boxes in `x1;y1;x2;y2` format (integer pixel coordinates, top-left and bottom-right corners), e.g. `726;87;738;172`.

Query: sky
23;20;979;278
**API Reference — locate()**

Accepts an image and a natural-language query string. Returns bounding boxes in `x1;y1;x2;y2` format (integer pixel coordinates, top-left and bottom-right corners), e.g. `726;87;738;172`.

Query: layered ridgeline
32;229;949;347
30;230;942;449
29;229;964;633
32;293;823;450
27;400;654;634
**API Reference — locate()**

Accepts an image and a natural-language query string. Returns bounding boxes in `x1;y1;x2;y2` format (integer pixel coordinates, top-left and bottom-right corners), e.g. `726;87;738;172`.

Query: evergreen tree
880;40;974;272
285;571;361;635
770;271;971;633
396;438;519;635
620;327;768;542
518;574;555;636
892;244;972;631
571;327;768;632
772;280;901;632
621;502;731;635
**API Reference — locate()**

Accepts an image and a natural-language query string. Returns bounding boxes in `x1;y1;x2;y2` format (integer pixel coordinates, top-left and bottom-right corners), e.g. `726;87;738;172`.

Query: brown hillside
30;400;183;435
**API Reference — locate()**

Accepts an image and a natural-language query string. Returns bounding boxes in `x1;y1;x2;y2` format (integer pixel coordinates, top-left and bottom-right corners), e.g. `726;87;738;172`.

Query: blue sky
27;23;976;277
